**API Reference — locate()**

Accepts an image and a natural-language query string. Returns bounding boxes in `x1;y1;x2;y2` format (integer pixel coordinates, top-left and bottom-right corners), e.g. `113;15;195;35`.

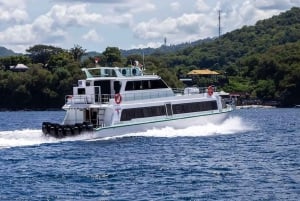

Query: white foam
122;116;254;138
0;116;254;148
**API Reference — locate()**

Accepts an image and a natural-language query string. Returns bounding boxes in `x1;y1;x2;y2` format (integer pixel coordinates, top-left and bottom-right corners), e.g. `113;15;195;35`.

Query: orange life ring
114;93;122;104
207;86;214;96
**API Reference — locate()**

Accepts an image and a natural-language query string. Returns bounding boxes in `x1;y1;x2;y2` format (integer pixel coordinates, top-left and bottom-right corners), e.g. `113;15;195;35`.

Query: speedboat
42;65;235;139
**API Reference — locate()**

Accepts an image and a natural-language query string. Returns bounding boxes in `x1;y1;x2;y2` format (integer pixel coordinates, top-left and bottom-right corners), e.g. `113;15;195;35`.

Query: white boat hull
88;109;232;139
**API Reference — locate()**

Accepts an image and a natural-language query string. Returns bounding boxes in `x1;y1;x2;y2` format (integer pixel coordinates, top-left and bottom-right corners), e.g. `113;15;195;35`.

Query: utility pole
217;10;222;69
218;9;221;38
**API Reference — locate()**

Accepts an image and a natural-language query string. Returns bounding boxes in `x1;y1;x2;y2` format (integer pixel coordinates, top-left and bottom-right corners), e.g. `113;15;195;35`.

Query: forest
0;7;299;109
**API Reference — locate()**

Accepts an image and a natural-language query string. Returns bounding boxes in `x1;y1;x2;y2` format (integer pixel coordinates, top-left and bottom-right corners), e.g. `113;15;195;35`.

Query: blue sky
0;0;299;53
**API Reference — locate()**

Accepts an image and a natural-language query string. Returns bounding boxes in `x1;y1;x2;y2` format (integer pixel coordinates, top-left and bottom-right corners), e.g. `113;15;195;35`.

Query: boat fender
207;86;214;96
114;93;122;104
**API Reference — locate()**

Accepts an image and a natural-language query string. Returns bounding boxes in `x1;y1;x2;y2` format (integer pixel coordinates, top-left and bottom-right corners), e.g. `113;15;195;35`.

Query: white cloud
46;4;103;27
102;13;133;27
0;3;106;52
133;12;215;42
32;15;54;33
254;0;294;10
207;0;297;34
123;2;156;14
0;0;299;53
133;17;177;40
170;2;180;11
131;41;162;49
0;24;36;46
196;0;210;12
0;0;28;23
83;29;102;42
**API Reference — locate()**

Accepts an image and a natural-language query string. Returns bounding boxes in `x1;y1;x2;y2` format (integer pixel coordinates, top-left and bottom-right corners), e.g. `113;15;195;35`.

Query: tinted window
120;101;218;121
172;101;218;114
77;88;85;95
125;79;168;91
150;79;168;89
121;105;166;121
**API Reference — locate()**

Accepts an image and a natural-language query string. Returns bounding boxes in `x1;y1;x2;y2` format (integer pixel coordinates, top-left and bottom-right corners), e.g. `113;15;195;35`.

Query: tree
70;44;86;62
48;51;73;70
0;55;31;70
26;44;64;66
102;47;122;66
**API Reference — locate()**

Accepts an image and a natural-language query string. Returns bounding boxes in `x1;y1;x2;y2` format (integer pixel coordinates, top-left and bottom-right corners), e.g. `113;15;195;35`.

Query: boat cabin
69;66;174;105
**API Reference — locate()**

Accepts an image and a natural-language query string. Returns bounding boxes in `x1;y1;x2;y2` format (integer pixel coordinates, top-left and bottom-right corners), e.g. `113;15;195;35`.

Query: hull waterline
88;110;232;140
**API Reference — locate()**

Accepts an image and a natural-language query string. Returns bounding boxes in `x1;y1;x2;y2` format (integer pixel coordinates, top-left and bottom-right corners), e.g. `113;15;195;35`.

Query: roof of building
9;63;29;72
10;63;29;69
187;69;220;75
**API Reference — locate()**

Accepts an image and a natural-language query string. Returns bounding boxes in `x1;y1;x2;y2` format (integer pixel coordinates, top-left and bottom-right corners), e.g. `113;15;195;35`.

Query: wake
0;116;254;148
121;116;254;138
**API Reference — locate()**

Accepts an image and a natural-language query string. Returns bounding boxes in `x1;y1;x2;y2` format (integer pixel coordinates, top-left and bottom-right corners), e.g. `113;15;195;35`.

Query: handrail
65;86;219;105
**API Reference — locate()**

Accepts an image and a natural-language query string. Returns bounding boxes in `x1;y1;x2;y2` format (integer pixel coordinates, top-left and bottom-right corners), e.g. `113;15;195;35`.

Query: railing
65;94;114;105
65;94;100;104
121;90;174;102
172;86;216;95
65;86;219;105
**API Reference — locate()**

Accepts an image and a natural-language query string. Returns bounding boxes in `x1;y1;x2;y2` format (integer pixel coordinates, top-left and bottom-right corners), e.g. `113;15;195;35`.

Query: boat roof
83;66;147;77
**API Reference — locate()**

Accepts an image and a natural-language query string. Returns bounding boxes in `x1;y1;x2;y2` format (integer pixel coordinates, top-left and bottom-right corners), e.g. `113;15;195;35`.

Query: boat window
94;80;111;102
114;81;121;94
172;101;218;114
150;79;168;89
125;81;134;90
120;101;216;121
142;80;150;89
77;88;86;95
132;68;137;76
135;81;142;89
125;80;167;91
120;105;166;121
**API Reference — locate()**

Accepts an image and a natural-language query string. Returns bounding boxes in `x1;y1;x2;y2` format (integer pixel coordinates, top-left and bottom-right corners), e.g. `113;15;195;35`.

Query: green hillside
0;46;17;57
161;7;300;68
159;7;300;106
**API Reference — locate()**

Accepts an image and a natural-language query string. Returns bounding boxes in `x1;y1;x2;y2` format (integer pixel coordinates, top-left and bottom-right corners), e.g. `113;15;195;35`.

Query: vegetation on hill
120;38;213;57
0;47;18;57
0;7;299;109
158;7;300;106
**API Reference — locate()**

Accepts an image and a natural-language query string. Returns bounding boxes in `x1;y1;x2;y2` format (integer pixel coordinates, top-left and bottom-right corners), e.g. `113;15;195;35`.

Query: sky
0;0;299;53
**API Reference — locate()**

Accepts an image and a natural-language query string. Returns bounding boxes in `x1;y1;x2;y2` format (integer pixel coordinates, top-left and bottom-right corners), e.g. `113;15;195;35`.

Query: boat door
165;103;173;117
84;108;98;127
94;86;100;103
94;80;111;102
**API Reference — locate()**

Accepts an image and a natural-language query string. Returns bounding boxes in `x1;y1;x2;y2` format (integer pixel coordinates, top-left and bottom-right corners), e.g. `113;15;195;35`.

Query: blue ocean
0;108;299;200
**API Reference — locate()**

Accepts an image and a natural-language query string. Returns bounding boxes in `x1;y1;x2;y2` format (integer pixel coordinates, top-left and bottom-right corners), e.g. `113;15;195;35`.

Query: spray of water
0;116;254;148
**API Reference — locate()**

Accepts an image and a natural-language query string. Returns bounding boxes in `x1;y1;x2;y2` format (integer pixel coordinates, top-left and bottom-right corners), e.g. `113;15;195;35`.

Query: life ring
114;93;122;104
207;86;214;96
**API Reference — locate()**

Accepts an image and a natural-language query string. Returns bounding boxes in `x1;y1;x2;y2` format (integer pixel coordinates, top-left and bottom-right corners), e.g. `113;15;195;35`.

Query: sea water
0;109;299;200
